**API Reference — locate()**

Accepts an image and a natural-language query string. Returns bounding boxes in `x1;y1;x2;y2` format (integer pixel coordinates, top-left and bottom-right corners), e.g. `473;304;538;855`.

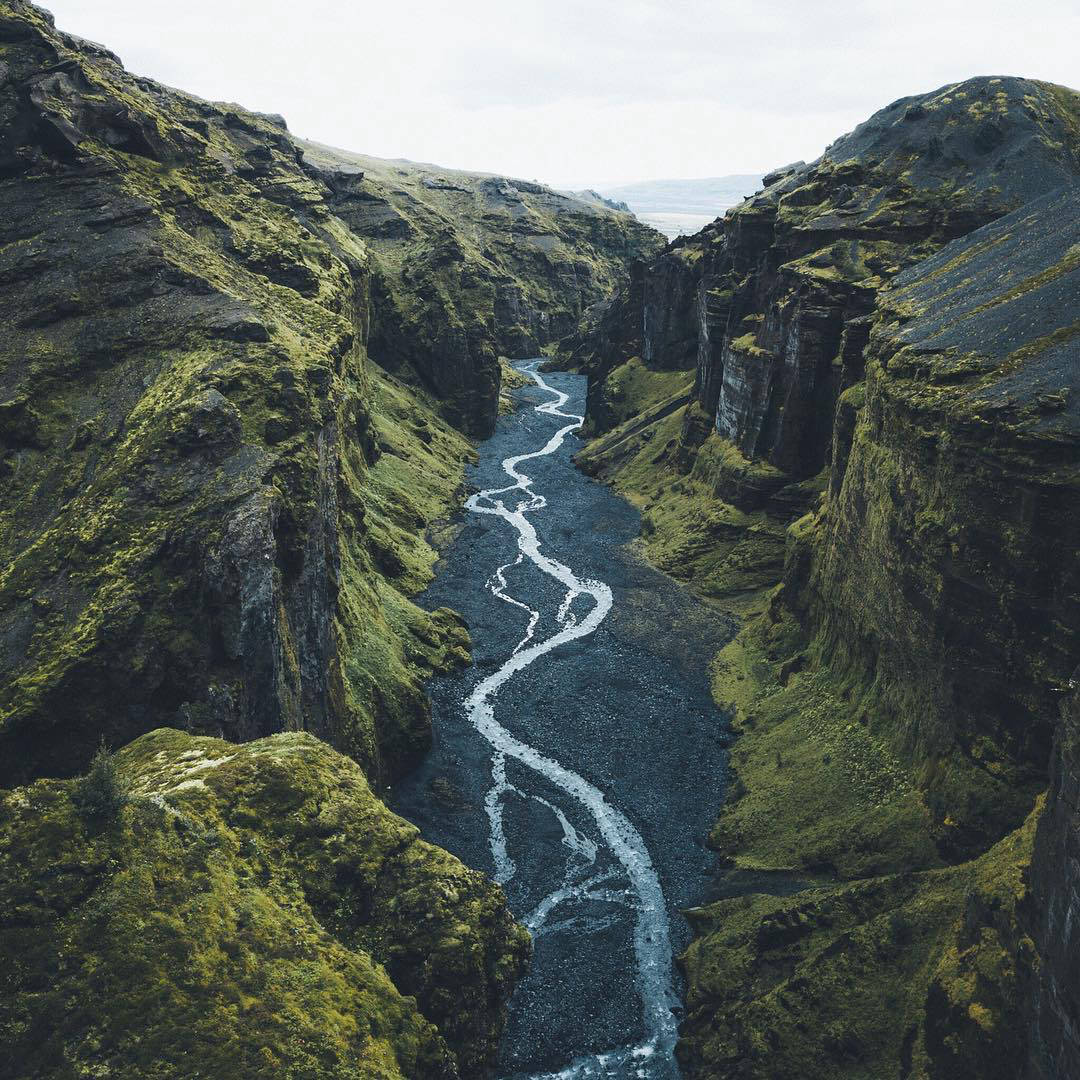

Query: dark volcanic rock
674;186;1080;1080
301;144;664;436
1026;671;1080;1079
791;187;1080;851
576;76;1080;505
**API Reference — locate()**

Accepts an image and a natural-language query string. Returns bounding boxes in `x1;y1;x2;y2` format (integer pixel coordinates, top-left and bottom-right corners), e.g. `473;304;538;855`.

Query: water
391;363;734;1078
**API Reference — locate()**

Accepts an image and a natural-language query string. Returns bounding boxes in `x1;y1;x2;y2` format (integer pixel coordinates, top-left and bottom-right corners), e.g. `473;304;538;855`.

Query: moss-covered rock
0;729;530;1078
0;1;654;790
680;797;1041;1080
570;77;1080;615
676;184;1080;1078
0;0;469;787
301;144;663;436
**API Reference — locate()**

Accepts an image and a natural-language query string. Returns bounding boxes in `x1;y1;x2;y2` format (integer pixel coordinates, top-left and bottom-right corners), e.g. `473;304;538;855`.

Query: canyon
0;2;1078;1078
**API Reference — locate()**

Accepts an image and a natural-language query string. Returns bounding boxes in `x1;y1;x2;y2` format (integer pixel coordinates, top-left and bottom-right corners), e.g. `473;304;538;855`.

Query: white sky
42;0;1080;188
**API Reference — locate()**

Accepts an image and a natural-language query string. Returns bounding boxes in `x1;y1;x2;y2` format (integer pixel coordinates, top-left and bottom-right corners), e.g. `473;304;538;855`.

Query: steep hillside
0;2;655;1071
577;76;1080;617
0;1;456;788
300;144;663;435
1026;671;1080;1079
680;185;1080;1077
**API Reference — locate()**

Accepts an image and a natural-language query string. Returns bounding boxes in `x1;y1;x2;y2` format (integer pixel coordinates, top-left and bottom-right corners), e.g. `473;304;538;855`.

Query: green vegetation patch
0;729;530;1080
680;800;1039;1080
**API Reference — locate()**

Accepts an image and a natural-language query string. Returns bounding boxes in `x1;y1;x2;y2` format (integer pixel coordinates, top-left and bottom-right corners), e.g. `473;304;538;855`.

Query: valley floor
391;367;735;1078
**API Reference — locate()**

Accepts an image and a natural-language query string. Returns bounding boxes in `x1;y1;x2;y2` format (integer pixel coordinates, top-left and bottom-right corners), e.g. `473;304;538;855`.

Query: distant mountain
594;174;766;239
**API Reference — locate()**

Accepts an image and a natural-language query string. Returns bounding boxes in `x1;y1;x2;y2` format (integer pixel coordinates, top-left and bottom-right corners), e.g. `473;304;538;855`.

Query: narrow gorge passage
392;365;735;1078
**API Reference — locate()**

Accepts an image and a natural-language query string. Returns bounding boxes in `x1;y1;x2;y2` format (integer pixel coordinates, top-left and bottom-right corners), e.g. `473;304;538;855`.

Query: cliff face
0;4;667;1067
302;144;663;437
0;1;443;787
794;185;1080;851
579;76;1080;491
678;184;1080;1078
0;729;530;1079
0;1;654;790
574;78;1080;637
1026;673;1080;1078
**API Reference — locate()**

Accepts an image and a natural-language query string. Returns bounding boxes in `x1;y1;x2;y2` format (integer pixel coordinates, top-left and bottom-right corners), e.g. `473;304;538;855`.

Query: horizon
38;0;1080;190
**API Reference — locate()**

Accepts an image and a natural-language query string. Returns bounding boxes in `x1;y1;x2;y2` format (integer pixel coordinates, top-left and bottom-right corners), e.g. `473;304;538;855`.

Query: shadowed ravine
392;364;735;1078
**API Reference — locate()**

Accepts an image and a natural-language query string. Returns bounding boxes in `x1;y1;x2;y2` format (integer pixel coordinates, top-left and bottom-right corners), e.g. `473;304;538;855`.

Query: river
391;362;734;1078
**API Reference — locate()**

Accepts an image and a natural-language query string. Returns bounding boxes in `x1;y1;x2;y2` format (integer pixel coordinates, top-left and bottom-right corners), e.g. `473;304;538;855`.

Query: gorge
0;2;1078;1078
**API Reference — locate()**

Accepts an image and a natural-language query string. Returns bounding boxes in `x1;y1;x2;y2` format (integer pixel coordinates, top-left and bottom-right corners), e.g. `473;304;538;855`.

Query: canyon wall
1026;672;1080;1079
679;180;1080;1080
579;77;1079;490
571;77;1080;1078
0;3;657;1073
304;143;663;437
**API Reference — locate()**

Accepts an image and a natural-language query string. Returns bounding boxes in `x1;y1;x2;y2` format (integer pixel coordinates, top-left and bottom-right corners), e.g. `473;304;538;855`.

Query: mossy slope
301;142;664;436
0;0;483;789
0;729;530;1078
573;77;1080;618
677;187;1080;1077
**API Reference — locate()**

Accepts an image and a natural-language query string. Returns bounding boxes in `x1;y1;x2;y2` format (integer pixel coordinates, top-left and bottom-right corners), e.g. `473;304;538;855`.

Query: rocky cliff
1026;671;1080;1078
576;77;1080;619
0;2;657;1071
579;76;1080;470
678;183;1080;1077
566;70;1080;1077
301;144;663;437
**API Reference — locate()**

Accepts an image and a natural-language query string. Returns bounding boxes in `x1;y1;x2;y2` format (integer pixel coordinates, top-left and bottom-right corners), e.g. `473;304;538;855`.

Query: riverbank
391;365;735;1077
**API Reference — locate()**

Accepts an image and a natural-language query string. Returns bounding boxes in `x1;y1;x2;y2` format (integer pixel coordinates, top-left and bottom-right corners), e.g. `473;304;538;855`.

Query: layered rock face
579;77;1080;502
1026;673;1080;1078
794;186;1080;850
0;729;530;1079
0;0;439;786
676;184;1080;1078
302;144;663;436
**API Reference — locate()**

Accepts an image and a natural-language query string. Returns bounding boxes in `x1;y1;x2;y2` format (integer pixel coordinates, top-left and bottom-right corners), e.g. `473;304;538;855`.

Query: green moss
579;404;792;615
0;729;530;1079
498;358;532;414
709;622;938;879
680;800;1040;1080
588;356;695;432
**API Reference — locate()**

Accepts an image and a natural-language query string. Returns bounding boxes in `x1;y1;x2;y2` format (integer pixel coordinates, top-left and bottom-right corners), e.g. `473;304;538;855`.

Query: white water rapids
463;362;679;1079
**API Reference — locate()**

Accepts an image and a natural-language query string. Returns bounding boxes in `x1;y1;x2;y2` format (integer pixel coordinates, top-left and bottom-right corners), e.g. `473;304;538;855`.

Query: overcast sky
42;0;1080;188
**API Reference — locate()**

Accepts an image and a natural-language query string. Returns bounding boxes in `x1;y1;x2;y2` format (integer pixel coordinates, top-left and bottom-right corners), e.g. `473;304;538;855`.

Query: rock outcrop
577;76;1080;495
0;0;442;786
1026;672;1080;1078
0;729;531;1078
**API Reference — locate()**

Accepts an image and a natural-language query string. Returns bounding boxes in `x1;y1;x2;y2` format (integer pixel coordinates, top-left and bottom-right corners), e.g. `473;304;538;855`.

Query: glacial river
392;363;733;1078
